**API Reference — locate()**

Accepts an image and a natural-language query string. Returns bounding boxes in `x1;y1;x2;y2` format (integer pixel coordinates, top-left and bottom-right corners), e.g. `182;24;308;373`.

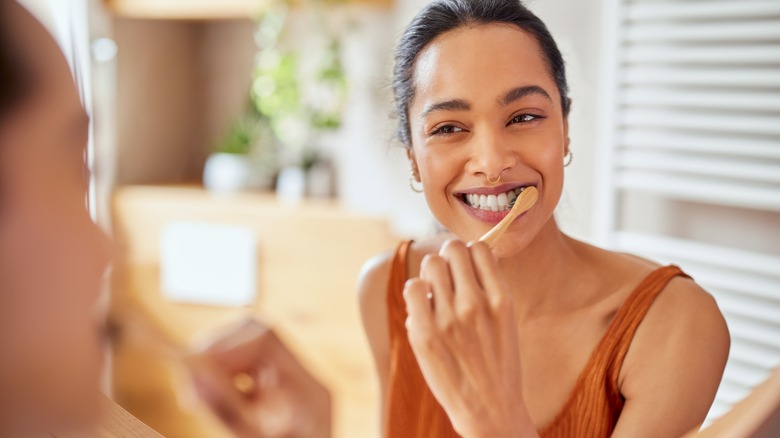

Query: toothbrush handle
479;187;538;248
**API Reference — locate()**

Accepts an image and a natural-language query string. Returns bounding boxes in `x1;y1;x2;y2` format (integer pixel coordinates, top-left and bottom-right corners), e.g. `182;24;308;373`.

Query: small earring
409;170;424;193
564;150;573;167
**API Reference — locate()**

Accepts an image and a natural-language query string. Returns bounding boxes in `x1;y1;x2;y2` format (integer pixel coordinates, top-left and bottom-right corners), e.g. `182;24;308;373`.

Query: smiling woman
358;1;730;437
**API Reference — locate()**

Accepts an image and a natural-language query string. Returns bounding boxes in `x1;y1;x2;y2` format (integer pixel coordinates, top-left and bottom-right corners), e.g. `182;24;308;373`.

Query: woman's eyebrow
421;98;471;118
421;86;552;119
500;85;552;107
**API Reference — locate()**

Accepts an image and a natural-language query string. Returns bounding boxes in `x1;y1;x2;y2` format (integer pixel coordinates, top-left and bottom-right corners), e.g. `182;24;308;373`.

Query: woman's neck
497;218;589;320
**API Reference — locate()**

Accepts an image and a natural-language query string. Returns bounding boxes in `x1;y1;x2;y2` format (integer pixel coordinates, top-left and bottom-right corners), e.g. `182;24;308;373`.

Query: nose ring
486;173;502;185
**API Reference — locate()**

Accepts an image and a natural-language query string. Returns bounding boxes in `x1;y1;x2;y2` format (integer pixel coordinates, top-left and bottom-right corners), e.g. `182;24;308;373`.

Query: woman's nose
465;130;517;180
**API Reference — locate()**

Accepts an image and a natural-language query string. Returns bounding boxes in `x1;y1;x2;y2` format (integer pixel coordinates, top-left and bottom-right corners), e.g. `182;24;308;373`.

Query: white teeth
487;195;498;212
497;193;508;210
463;187;529;212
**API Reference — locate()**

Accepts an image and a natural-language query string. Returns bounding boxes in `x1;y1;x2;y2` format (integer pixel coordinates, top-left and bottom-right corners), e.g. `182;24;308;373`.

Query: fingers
403;278;435;336
439;240;481;295
404;278;438;348
468;240;510;310
190;361;257;437
191;318;334;438
404;278;461;393
419;253;454;320
194;318;324;395
193;318;272;373
439;239;486;317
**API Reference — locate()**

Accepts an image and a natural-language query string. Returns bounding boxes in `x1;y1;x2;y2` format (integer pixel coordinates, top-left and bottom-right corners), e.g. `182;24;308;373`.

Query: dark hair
392;0;570;147
0;2;32;121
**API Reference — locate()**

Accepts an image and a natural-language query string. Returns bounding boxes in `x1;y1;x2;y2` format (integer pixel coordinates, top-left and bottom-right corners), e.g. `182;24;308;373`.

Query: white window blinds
595;0;780;422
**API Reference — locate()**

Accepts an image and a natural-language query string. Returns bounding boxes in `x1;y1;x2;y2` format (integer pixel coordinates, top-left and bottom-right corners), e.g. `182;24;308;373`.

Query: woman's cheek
420;161;451;216
546;149;566;198
419;147;457;190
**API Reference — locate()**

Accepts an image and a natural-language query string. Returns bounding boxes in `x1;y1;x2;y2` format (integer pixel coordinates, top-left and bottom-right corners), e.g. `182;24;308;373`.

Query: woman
0;2;329;436
0;1;110;432
358;1;730;437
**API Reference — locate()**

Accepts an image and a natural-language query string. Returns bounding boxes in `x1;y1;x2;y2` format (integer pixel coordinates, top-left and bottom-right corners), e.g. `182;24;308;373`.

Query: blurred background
19;0;780;436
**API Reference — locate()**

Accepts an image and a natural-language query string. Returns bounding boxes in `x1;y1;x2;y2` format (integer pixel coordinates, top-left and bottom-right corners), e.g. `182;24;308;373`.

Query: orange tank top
385;241;690;438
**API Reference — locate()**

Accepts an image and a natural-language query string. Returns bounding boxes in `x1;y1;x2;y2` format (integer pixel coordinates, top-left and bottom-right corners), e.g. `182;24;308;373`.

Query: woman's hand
403;239;537;438
189;319;331;438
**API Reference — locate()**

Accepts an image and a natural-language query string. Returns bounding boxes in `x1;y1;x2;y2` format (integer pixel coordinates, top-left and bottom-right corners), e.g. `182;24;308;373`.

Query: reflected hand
403;239;536;438
190;319;331;438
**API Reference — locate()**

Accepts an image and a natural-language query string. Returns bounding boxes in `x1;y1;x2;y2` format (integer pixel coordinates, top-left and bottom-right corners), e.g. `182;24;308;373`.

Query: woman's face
0;3;111;434
408;24;569;257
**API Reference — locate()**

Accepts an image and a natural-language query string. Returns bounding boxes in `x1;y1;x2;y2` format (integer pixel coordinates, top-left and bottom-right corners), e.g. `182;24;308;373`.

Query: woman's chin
444;222;525;256
488;231;537;259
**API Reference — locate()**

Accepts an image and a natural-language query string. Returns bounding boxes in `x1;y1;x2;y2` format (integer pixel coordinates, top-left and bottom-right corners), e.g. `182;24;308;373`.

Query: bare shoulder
589;244;732;436
358;249;395;307
613;263;730;436
358;249;395;347
357;248;396;402
651;274;727;329
586;241;731;373
632;267;730;359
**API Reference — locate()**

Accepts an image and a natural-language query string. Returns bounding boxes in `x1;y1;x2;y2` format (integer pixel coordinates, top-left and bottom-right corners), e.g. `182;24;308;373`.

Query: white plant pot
203;153;252;194
276;166;307;205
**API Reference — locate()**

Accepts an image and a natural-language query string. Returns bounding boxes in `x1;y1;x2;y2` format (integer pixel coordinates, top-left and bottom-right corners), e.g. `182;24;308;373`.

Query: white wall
325;3;437;238
525;0;605;242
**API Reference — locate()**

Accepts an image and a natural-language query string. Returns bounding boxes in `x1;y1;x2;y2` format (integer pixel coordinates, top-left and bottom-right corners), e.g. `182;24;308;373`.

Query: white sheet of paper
160;221;257;307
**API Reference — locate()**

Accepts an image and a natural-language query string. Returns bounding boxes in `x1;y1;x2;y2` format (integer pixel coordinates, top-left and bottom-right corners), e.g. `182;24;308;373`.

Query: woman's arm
358;251;393;436
612;278;730;437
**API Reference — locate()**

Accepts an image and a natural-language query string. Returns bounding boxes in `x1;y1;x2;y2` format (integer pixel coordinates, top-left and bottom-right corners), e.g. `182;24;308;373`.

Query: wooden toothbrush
109;305;259;395
479;186;538;248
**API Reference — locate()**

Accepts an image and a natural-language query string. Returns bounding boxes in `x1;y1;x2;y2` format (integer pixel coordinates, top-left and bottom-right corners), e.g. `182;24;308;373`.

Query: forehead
412;24;556;107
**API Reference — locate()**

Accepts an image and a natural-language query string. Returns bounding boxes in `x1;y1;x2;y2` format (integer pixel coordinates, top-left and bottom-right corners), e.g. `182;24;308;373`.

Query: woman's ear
407;148;421;182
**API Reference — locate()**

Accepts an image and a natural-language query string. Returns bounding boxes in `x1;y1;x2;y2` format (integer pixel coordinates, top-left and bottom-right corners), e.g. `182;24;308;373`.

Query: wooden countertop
110;186;397;437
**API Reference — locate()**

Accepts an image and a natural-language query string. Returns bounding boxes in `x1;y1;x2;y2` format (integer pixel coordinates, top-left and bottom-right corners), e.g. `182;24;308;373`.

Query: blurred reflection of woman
358;1;730;437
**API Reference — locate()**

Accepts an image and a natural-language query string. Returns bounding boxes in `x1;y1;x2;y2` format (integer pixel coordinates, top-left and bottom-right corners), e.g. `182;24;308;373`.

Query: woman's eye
508;114;543;125
431;125;464;136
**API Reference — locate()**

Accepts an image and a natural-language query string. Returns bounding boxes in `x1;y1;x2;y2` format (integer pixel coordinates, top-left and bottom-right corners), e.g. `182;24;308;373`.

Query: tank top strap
386;240;414;337
598;265;691;386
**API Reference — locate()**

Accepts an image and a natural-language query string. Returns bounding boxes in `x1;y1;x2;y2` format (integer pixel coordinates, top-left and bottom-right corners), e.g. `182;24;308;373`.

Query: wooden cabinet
111;186;397;437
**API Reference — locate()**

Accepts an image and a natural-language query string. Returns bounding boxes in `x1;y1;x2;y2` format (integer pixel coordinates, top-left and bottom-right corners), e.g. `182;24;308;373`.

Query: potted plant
250;3;347;201
203;113;278;193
